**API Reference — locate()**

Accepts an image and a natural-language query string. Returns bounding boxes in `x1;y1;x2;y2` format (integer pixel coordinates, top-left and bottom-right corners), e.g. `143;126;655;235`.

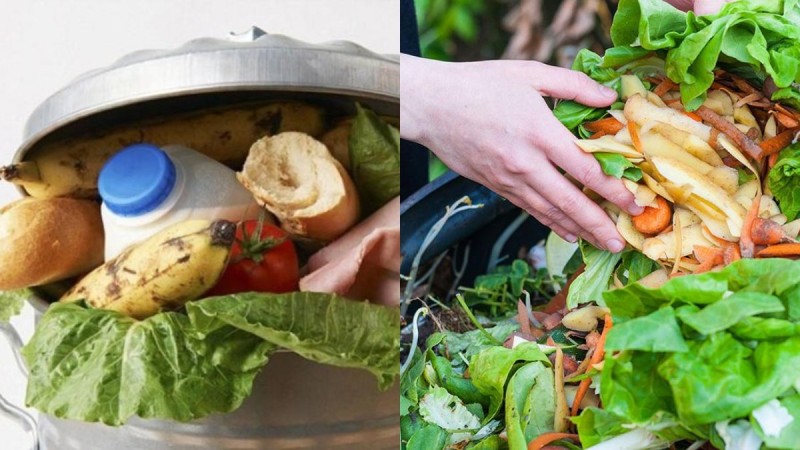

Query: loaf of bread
0;197;104;290
237;132;360;241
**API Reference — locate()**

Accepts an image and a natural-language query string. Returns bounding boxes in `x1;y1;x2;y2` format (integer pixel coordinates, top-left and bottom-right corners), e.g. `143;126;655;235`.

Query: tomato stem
232;211;286;264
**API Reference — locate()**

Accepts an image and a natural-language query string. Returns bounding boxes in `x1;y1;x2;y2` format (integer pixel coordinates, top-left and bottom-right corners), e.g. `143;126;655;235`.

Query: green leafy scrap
23;292;399;425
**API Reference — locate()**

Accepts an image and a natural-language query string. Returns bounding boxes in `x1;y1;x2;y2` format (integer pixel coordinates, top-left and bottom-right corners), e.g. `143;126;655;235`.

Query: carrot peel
631;196;672;235
683;111;703;122
628;120;643;154
585;117;624;135
570;314;612;417
751;217;796;246
692;245;723;274
740;195;761;258
723;245;741;265
760;128;799;157
757;243;800;258
653;78;677;97
527;433;580;450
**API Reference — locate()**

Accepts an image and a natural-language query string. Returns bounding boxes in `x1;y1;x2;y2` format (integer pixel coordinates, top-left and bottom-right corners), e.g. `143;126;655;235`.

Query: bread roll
0;197;104;290
237;132;360;241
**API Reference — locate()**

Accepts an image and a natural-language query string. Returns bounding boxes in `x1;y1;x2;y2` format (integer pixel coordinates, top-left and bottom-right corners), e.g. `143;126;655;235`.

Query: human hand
665;0;732;15
400;55;644;253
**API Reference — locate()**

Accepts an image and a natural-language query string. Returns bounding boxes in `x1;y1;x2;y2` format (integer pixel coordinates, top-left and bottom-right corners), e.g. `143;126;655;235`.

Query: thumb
535;66;618;107
694;0;728;15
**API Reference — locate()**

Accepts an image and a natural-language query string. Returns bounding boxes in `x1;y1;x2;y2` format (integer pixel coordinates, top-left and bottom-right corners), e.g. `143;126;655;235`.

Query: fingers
503;189;583;244
541;114;643;218
524;163;627;252
532;65;618;108
694;0;729;15
663;0;693;11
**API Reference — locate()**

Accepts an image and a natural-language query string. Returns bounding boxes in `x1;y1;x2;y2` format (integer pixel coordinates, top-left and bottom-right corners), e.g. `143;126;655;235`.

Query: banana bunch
1;102;325;199
60;219;236;320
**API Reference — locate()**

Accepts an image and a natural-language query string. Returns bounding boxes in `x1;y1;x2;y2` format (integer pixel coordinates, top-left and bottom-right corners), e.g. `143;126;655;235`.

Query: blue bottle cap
98;144;176;216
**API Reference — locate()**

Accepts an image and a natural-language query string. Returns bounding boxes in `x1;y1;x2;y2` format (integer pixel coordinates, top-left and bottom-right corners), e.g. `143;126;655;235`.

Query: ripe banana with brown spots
1;102;325;199
60;219;236;320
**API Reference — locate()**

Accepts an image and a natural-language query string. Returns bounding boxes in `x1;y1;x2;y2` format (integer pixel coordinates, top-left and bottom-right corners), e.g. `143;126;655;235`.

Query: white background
0;1;398;447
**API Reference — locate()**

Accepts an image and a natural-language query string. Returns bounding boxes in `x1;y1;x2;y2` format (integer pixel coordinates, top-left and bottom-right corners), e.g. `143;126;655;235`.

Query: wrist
400;54;447;145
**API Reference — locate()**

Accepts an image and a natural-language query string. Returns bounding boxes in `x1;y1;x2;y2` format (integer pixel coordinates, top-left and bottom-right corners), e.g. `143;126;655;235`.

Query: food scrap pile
402;1;800;449
575;69;800;275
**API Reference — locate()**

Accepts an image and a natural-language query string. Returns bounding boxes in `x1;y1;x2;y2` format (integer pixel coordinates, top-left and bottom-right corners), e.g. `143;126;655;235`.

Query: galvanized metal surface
38;352;399;450
15;27;399;164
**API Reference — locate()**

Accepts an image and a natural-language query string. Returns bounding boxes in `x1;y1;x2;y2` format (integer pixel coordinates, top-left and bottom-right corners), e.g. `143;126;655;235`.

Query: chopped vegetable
585;117;625;135
740;195;762;258
757;243;800;258
769;144;800;221
627;120;642;154
696;105;763;160
760;128;799;157
751;217;796;246
527;433;579;450
571;314;611;417
631;196;672;236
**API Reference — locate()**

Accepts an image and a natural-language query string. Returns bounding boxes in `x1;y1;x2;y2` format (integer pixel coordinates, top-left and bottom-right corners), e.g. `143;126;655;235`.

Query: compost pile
401;1;800;449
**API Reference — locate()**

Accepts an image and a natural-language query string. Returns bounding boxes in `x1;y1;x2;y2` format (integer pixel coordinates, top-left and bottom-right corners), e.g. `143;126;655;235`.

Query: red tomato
207;219;299;296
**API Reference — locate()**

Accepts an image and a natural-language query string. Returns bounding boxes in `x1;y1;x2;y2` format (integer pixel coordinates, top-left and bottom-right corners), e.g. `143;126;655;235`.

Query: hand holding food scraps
400;54;644;253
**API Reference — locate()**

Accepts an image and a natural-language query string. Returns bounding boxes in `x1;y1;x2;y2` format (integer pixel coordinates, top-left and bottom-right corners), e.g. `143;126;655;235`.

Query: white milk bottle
98;143;261;260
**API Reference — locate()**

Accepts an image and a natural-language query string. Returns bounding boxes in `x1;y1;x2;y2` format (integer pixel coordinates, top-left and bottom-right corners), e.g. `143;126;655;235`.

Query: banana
2;102;326;199
60;219;236;320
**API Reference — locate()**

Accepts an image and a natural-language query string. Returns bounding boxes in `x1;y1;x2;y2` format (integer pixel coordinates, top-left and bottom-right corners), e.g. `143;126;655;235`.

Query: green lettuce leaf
553;49;620;131
430;353;489;407
0;289;28;323
754;394;800;448
679;291;785;335
608;0;800;109
601;46;654;69
601;351;677;425
594;152;643;181
406;423;449;450
572;407;629;448
769;143;800;221
469;342;550;422
23;292;399;425
401;349;427;411
571;48;620;83
567;242;621;309
658;332;800;425
438;323;518;365
188;292;400;388
465;435;504;450
772;86;800;110
730;316;800;340
611;0;696;50
615;249;661;286
584;258;800;447
349;103;400;213
419;386;481;443
505;362;555;450
604;259;800;323
605;307;688;352
22;302;274;426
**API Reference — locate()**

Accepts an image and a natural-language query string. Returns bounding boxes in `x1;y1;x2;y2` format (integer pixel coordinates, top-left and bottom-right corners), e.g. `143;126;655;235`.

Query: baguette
0;198;104;290
237;132;360;241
